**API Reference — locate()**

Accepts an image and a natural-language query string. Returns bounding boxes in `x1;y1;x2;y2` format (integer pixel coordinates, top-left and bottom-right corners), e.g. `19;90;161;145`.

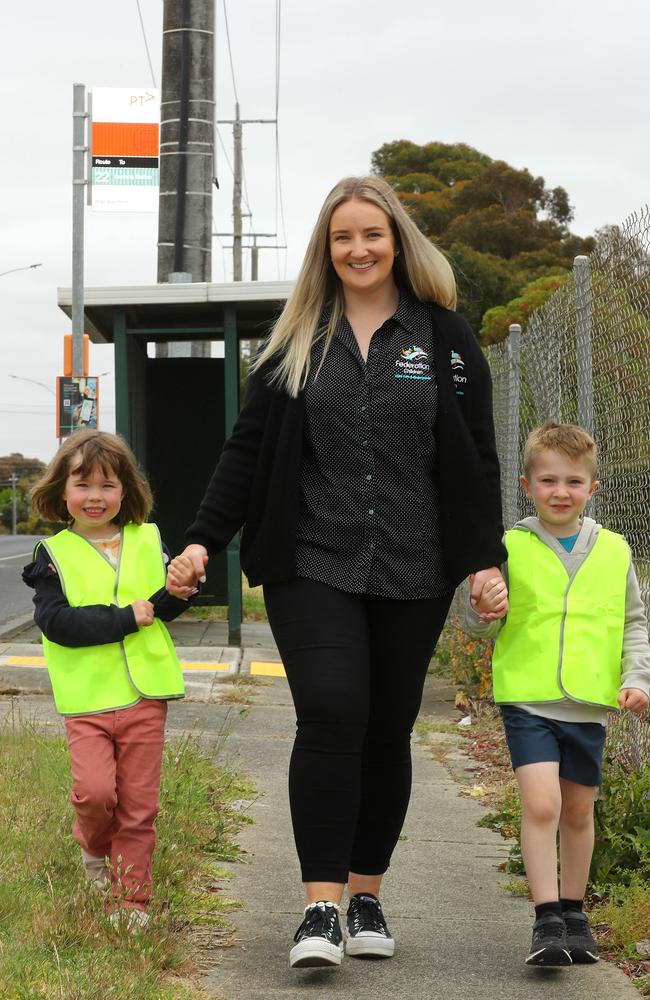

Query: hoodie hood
510;516;602;571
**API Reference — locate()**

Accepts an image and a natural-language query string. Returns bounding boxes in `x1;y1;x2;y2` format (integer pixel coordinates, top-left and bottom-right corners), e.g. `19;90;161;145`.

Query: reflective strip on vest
492;528;628;710
41;523;184;715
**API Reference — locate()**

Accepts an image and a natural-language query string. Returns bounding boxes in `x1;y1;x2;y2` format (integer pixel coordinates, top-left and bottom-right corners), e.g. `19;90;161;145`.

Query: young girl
23;430;189;930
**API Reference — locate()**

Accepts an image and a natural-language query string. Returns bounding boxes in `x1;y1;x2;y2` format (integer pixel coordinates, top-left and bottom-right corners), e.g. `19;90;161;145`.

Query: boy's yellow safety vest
492;528;629;710
39;524;184;716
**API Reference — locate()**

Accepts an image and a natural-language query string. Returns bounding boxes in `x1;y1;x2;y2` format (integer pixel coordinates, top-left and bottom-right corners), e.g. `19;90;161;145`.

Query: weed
0;720;253;998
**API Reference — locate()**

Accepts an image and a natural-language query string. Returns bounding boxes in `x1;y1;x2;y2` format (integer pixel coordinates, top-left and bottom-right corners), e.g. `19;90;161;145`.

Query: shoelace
294;902;338;943
564;913;591;937
349;896;387;934
535;917;565;940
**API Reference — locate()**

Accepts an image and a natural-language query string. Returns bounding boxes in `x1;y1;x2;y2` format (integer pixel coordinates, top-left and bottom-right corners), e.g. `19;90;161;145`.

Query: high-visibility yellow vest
39;524;184;716
492;528;629;710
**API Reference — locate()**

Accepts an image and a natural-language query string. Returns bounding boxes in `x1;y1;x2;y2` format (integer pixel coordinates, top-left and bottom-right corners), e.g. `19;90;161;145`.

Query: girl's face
329;198;397;298
63;453;124;537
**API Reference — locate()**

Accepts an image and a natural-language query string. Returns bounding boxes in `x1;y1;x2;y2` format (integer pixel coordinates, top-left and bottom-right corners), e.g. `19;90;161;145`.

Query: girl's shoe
81;849;111;891
108;908;150;934
345;893;395;958
290;901;343;968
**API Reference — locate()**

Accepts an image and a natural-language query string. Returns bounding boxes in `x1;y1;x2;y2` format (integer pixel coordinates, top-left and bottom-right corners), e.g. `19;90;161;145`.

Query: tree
372;140;595;342
481;273;568;345
0;453;47;535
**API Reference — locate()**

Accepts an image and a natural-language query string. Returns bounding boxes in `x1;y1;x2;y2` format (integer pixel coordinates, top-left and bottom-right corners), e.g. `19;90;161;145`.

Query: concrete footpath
0;618;638;1000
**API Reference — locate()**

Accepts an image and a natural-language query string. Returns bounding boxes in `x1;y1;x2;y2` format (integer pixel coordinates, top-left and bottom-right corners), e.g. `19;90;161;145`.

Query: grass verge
183;578;267;623
0;714;253;999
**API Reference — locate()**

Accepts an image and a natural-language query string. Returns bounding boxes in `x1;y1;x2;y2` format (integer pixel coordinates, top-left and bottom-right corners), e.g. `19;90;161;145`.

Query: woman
168;176;507;969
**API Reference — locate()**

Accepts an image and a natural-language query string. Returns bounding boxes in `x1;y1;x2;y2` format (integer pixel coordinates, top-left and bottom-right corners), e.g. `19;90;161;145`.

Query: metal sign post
72;83;88;378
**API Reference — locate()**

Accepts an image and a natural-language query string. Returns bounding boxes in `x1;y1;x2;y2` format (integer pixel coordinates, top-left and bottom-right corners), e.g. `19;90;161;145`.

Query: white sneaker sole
346;933;395;958
290;938;343;968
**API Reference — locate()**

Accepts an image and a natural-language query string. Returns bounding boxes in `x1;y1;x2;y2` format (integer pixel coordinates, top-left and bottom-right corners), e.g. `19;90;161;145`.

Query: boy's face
520;449;598;537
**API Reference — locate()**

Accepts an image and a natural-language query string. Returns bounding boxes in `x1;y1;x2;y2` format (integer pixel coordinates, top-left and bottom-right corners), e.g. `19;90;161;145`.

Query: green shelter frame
58;281;292;644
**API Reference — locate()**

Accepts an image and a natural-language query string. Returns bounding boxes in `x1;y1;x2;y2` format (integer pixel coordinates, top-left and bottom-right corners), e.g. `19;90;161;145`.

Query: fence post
574;255;594;435
504;323;521;527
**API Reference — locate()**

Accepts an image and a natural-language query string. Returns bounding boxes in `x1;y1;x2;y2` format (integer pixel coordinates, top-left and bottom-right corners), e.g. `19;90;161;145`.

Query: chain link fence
486;205;650;763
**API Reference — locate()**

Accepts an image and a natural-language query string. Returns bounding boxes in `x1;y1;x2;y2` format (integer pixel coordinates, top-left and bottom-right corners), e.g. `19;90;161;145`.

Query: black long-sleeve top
186;300;507;590
22;542;190;647
295;293;450;598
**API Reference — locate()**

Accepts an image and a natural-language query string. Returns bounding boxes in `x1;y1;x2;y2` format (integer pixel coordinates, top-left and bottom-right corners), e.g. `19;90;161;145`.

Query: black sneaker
525;913;572;966
563;910;599;963
346;892;395;958
290;901;344;968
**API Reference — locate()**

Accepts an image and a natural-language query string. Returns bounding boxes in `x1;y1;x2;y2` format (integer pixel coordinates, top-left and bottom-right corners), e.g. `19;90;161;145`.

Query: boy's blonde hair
30;430;153;525
523;422;598;479
253;175;457;397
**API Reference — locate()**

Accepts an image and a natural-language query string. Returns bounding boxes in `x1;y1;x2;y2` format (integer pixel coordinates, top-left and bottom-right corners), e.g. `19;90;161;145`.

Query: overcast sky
2;0;649;463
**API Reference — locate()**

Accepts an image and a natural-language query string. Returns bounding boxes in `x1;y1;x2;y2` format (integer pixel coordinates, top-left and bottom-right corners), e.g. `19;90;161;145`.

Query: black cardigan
186;303;507;589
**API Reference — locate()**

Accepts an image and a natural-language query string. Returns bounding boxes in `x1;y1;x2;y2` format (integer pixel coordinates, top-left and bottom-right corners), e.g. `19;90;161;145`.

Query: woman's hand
166;545;209;598
132;599;155;627
470;567;508;621
618;687;650;716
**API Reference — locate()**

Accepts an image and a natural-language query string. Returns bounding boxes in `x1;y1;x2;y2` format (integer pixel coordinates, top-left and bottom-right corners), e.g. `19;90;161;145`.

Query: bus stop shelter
57;281;292;644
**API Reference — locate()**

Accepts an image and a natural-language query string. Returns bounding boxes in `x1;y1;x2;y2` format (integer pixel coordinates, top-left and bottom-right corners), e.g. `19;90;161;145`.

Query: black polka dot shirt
295;292;451;599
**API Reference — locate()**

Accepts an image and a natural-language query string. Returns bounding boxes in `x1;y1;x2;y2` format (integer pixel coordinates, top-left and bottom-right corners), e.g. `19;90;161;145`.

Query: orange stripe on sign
92;122;159;157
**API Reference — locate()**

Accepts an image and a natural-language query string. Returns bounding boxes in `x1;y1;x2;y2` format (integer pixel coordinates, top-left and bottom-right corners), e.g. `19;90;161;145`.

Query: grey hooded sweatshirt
464;516;650;726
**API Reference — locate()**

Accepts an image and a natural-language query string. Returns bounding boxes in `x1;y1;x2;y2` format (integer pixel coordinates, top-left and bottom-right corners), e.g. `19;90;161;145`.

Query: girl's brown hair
30;430;153;525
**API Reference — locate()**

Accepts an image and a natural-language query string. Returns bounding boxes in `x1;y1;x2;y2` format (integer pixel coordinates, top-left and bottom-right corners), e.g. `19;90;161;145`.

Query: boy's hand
166;549;206;598
132;599;155;627
470;567;508;621
618;687;650;715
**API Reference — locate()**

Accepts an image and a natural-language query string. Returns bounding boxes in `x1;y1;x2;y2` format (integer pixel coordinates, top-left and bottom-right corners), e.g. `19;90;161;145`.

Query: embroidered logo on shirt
451;349;467;395
401;345;428;362
395;345;432;380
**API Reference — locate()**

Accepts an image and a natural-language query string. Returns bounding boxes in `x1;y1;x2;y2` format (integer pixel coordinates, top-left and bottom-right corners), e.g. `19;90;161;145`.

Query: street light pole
0;263;42;278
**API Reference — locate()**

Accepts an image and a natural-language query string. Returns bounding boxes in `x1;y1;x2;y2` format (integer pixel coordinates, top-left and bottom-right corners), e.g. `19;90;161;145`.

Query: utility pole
233;104;243;280
216;109;277;280
157;0;215;357
10;474;17;536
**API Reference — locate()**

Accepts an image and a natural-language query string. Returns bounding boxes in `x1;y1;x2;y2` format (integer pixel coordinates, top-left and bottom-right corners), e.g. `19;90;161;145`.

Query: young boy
466;422;650;967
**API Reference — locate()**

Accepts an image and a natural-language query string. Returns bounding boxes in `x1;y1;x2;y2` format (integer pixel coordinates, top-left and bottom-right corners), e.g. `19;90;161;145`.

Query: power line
222;0;240;106
274;0;287;279
135;0;156;88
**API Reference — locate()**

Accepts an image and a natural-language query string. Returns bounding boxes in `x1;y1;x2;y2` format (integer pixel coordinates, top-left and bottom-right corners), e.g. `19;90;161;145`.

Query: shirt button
361;405;367;412
366;474;372;481
368;509;374;516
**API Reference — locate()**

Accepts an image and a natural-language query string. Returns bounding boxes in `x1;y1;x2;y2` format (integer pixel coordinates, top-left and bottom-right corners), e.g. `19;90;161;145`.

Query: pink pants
64;698;168;911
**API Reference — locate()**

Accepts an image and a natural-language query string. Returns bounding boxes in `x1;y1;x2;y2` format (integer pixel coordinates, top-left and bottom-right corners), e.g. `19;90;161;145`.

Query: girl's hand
470;567;508;621
132;599;155;627
618;687;650;716
167;545;209;598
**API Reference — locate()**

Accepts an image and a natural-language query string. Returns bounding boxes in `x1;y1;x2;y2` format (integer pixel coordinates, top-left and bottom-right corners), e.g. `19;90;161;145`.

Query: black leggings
263;577;452;884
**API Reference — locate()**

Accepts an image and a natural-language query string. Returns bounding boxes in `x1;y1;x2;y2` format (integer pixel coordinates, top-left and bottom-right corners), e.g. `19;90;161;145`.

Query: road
0;535;44;628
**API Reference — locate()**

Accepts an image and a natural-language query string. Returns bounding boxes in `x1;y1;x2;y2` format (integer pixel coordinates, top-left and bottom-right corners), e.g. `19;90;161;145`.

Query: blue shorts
500;706;606;787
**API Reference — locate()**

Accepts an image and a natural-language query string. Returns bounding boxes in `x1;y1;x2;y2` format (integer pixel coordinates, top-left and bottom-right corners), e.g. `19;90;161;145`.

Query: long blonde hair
253;175;457;396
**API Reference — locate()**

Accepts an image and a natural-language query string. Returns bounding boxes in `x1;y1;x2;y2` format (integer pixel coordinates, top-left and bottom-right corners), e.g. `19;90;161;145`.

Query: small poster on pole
91;88;160;212
57;377;100;437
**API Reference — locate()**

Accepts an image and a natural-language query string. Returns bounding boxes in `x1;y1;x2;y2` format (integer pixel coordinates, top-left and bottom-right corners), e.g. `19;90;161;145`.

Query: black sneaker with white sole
525;912;572;966
346;892;395;959
563;910;599;963
290;901;344;968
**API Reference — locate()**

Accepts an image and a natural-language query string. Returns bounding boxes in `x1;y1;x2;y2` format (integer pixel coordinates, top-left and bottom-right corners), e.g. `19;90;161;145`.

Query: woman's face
328;198;397;297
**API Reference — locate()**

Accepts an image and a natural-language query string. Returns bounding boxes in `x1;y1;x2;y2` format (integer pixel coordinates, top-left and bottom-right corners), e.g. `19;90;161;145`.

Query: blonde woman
169;176;507;969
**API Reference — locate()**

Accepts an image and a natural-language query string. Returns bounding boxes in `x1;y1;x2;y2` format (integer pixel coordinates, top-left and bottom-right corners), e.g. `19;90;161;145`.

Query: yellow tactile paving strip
250;660;286;678
2;655;232;671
